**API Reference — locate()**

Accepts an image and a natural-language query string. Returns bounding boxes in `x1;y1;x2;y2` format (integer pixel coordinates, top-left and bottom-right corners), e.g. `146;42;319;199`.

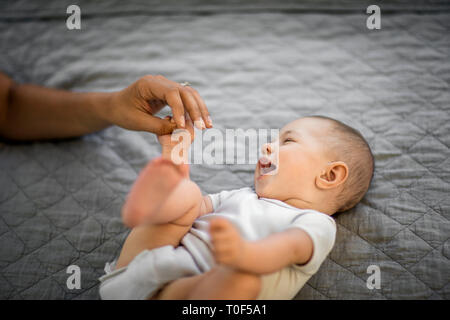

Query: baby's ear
315;161;349;190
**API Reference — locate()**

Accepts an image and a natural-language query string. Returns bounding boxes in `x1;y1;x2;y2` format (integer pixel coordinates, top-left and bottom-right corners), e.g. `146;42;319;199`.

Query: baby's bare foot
122;157;185;228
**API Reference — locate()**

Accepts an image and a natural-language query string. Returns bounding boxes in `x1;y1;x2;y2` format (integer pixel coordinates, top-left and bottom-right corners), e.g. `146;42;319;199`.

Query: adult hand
107;75;212;136
157;114;195;147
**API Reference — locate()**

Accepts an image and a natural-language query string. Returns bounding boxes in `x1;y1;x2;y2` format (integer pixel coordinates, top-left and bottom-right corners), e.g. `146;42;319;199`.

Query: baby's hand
209;218;247;269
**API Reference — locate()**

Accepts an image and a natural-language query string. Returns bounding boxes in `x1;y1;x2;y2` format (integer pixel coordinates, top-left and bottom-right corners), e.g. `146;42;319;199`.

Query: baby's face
254;117;332;204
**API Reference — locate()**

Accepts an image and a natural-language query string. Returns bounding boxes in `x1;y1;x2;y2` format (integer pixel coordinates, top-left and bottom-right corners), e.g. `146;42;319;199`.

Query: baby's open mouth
259;157;277;175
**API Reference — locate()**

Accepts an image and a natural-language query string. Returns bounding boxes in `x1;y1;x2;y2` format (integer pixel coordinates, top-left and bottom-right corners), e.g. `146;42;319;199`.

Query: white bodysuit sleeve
287;212;337;275
207;188;246;211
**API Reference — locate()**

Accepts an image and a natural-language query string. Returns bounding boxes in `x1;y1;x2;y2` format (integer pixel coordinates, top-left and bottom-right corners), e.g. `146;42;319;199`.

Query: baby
99;115;374;300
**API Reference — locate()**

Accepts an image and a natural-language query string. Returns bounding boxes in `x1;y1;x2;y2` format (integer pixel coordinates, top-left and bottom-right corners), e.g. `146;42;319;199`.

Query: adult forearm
0;82;113;141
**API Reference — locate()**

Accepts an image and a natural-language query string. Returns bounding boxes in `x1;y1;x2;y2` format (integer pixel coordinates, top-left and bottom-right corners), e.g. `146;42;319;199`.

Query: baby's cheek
279;151;299;172
282;154;310;183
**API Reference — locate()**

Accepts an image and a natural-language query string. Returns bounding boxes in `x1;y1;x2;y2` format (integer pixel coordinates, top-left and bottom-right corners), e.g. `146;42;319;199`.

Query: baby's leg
115;158;203;269
153;266;261;300
122;157;193;228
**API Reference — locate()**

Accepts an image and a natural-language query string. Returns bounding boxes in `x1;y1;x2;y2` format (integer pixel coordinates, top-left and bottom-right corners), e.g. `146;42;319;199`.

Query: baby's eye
283;138;294;144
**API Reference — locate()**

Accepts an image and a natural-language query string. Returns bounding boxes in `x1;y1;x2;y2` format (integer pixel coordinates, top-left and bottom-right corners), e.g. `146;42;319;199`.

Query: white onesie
99;187;336;300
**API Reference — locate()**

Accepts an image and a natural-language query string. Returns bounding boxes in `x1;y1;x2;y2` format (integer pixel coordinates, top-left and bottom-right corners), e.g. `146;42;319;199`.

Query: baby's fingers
212;243;241;267
209;218;231;234
210;233;229;251
212;243;231;257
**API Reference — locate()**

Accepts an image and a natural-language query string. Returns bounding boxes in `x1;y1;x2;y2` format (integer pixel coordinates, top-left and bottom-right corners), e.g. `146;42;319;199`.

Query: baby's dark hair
309;115;375;212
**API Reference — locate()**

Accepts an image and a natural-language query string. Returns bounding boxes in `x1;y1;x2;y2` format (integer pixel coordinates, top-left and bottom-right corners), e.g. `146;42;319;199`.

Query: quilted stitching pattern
0;1;449;299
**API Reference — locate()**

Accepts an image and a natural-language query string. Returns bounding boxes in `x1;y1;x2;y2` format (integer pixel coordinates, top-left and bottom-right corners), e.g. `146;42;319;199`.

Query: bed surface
0;0;449;299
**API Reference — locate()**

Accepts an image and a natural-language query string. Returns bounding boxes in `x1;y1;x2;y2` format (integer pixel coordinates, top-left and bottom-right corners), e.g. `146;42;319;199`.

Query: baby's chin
254;167;280;199
255;186;287;203
254;180;274;199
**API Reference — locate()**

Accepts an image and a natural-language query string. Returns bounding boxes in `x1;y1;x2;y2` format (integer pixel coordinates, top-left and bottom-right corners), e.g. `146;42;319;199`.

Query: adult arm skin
0;72;211;141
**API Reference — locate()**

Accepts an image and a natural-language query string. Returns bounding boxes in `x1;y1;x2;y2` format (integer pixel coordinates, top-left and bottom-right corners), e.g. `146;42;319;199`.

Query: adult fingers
133;113;177;135
136;75;210;130
135;76;185;129
165;89;186;129
179;88;205;130
184;112;195;143
189;87;212;128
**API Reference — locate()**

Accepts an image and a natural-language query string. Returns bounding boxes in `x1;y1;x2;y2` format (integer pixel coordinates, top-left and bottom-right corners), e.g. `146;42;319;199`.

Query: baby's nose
261;143;273;155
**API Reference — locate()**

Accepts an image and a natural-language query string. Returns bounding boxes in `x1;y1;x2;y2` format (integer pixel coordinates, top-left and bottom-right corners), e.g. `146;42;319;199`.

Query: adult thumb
143;115;177;135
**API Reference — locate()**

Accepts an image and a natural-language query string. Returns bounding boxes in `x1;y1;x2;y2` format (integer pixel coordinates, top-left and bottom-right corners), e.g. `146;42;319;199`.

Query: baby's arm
210;218;313;275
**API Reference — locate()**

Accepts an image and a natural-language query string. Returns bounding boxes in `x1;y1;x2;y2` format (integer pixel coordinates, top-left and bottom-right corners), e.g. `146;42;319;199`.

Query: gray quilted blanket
0;0;449;299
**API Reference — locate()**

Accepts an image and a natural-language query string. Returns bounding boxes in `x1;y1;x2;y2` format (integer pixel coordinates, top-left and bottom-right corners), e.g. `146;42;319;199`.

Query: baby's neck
283;197;335;216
